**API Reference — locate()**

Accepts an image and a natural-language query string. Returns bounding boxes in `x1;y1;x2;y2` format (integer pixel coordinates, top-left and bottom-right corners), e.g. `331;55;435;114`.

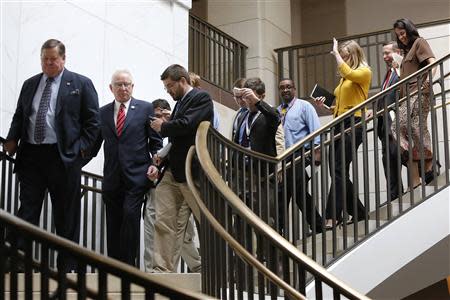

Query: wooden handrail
192;121;370;300
185;146;306;300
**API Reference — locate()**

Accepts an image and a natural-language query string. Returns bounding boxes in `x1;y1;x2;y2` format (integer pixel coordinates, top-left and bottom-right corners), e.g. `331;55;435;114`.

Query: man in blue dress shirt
277;78;323;234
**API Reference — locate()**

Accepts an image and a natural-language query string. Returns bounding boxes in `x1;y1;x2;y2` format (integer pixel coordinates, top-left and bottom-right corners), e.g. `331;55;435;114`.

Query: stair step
4;272;201;294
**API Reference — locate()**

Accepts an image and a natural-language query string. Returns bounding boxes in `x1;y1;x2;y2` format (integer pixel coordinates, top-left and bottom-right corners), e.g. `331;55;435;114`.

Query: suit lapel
24;74;44;116
105;101;116;136
55;69;73;116
121;98;136;135
171;89;195;120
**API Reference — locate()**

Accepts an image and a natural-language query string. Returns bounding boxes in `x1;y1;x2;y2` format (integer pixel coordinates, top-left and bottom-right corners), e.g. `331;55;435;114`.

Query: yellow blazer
333;63;372;118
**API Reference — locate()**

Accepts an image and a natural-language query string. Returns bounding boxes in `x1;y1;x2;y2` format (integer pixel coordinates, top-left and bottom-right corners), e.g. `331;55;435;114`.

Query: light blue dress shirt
277;98;321;149
27;70;64;144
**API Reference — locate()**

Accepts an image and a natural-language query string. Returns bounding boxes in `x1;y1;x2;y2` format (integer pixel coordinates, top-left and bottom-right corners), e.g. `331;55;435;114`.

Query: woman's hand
314;96;327;108
331;38;339;56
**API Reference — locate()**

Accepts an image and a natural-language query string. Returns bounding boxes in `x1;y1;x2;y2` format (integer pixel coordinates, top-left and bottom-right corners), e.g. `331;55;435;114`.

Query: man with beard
148;64;213;272
277;78;323;234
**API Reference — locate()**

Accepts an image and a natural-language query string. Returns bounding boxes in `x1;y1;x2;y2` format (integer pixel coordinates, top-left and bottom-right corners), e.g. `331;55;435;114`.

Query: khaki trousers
151;170;201;272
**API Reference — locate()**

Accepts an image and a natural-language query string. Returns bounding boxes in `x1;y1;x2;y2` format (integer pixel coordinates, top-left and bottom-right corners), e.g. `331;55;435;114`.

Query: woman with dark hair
391;18;436;188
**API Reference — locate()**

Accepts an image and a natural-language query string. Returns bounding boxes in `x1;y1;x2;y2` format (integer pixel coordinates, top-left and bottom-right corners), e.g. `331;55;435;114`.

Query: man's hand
313;148;321;166
3;140;17;156
147;165;160;181
153;154;163;166
241;88;260;106
150;117;164;133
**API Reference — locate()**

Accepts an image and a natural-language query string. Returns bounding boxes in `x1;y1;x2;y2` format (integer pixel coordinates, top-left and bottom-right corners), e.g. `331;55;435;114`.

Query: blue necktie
34;77;54;144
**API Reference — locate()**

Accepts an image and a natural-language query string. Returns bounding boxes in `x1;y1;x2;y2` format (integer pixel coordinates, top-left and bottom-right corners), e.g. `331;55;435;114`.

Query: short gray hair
111;69;134;83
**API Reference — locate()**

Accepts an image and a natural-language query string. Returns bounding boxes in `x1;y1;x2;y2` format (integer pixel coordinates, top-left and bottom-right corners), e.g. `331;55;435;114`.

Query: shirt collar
180;86;194;103
43;68;64;85
115;98;131;110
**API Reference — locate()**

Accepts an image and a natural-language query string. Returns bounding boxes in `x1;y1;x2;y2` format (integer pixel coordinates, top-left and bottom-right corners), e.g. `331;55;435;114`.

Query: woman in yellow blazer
315;38;372;229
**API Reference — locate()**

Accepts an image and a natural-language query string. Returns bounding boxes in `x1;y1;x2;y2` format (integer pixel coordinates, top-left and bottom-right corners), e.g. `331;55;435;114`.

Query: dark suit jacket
232;108;248;143
91;98;162;192
160;88;213;183
378;69;400;111
377;69;400;134
236;101;280;157
7;69;100;170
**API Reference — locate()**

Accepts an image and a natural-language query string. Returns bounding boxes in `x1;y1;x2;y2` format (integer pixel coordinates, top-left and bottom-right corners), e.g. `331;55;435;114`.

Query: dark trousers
279;162;322;232
377;117;403;201
16;143;81;272
103;175;146;266
325;120;366;221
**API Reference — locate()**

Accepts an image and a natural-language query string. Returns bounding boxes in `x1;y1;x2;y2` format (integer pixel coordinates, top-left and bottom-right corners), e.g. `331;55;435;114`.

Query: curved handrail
193;121;370;300
0;209;213;299
185;146;306;300
276;52;450;160
274;18;450;52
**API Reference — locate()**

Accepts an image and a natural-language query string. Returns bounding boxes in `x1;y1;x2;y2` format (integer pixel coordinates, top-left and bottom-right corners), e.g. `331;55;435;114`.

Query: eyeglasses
279;85;294;91
113;82;133;88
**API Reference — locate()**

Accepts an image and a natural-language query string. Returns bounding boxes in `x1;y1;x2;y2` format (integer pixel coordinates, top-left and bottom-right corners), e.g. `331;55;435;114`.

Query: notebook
310;84;335;109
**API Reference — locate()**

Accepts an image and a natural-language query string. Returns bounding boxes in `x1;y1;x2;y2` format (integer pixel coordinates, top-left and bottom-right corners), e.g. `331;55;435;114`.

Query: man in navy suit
91;70;162;265
148;64;213;272
377;41;403;201
4;39;100;271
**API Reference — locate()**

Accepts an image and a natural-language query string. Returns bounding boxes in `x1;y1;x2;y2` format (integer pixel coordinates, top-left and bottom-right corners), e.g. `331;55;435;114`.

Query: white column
207;0;292;105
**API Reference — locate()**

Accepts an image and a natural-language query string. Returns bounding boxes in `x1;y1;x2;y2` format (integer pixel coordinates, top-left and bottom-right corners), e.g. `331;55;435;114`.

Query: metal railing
189;13;247;91
275;18;450;100
0;209;212;299
186;140;369;299
190;52;450;297
0;150;194;273
0;152;107;271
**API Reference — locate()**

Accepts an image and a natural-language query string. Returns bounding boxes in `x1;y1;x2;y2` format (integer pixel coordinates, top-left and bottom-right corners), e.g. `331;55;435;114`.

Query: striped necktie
34;77;54;144
116;103;126;137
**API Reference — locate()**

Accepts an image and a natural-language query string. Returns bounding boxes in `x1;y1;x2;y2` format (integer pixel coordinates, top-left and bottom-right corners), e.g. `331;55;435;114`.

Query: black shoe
4;257;25;273
424;161;441;185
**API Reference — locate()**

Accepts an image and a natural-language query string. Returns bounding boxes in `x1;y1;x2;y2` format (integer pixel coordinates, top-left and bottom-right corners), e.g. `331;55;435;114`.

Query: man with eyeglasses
148;64;213;272
91;70;162;266
277;78;323;235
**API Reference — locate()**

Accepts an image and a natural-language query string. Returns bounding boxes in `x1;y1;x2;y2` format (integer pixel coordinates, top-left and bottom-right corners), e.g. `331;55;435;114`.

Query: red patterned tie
116;103;125;137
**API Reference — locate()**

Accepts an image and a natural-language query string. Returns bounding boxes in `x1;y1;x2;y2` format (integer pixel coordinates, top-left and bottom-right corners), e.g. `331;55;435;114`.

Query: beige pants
151;170;201;272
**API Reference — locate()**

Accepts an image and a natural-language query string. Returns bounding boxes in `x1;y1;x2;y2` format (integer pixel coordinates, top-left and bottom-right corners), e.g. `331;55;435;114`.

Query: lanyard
245;111;261;137
278;98;297;125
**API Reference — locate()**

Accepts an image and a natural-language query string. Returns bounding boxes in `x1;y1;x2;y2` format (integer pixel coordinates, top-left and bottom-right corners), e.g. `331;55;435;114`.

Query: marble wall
0;0;192;174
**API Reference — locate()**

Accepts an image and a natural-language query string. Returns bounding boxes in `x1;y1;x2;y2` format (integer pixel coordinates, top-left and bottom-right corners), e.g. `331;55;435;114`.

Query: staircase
4;273;201;299
186;50;450;299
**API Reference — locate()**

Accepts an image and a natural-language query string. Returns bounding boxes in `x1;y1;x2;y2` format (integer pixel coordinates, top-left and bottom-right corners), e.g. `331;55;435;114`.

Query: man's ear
259;93;265;100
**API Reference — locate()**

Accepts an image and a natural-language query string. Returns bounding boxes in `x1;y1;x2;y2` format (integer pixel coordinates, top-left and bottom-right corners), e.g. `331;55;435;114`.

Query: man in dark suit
237;77;280;157
231;78;248;143
148;64;213;272
377;41;403;201
4;39;100;271
91;70;162;265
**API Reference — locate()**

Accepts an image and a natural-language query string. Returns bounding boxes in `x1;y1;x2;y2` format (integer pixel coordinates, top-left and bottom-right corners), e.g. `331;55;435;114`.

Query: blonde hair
188;72;201;88
339;40;368;69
